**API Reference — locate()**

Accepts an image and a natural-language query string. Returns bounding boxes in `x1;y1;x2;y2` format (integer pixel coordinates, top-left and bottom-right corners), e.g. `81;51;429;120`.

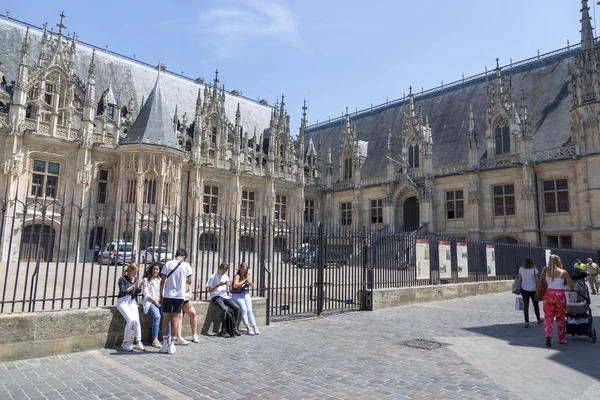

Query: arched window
494;119;510;155
344;155;353;180
408;144;420;168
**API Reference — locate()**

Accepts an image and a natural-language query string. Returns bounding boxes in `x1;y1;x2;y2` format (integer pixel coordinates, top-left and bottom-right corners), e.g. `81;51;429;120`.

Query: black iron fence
1;192;598;318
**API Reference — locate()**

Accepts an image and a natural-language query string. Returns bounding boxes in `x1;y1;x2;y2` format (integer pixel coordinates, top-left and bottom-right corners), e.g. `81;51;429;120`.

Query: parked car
292;245;319;268
282;243;313;264
140;247;173;264
98;241;136;265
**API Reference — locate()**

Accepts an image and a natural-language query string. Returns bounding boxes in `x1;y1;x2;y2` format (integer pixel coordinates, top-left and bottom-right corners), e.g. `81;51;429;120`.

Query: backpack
222;309;236;338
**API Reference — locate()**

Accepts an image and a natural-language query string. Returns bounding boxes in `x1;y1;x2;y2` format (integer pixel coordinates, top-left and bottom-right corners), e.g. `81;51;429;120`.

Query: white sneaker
192;334;200;343
175;338;190;346
247;327;255;335
134;341;145;351
122;342;133;352
168;343;177;354
159;342;169;353
253;326;261;335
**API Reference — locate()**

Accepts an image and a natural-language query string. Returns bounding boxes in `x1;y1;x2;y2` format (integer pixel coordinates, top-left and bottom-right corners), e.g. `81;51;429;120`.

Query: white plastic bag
515;297;523;311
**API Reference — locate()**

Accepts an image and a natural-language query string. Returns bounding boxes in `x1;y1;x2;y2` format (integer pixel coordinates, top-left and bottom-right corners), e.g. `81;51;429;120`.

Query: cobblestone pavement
1;291;599;399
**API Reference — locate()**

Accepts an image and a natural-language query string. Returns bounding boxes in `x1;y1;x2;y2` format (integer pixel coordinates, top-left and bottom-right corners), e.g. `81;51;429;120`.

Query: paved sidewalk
0;291;598;399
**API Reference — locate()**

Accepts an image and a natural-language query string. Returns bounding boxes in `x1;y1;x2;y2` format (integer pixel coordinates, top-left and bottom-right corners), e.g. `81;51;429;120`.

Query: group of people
116;248;260;354
517;254;598;347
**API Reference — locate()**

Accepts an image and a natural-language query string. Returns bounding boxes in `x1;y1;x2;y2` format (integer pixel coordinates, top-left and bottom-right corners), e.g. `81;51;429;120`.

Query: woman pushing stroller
541;255;575;347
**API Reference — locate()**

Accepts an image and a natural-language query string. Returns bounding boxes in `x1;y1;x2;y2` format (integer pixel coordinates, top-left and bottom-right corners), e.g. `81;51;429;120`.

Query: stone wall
365;281;512;311
0;298;266;363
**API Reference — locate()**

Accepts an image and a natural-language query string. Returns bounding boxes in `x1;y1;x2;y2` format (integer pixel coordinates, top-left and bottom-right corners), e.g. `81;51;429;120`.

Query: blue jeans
148;303;170;339
232;293;256;327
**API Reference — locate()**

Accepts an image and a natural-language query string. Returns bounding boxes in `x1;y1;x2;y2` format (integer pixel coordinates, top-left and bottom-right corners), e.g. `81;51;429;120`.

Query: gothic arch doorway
21;224;56;262
403;197;420;231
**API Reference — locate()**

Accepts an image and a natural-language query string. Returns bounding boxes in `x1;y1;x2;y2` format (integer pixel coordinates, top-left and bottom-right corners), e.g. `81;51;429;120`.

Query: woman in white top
142;262;167;348
542;254;574;347
518;257;542;328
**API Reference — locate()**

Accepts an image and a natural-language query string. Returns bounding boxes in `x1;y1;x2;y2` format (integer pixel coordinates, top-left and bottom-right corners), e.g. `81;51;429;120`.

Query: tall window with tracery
125;180;136;204
408;144;420;168
241;190;256;218
31;160;59;198
275;195;287;221
143;179;157;204
344;155;353;180
494;119;510;155
203;185;219;214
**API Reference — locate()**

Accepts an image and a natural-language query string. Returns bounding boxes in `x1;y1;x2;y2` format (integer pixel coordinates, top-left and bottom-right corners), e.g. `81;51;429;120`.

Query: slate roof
0;18;272;139
121;74;180;150
305;49;577;182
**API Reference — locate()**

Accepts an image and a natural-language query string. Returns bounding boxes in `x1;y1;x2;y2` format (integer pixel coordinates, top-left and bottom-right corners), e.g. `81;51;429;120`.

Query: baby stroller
565;271;596;343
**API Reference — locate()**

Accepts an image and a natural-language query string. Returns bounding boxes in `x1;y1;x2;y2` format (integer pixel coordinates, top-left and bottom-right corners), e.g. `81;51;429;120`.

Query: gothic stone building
0;2;599;262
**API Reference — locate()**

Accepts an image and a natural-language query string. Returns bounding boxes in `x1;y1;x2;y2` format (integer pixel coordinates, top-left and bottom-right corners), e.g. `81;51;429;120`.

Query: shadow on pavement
464;322;599;380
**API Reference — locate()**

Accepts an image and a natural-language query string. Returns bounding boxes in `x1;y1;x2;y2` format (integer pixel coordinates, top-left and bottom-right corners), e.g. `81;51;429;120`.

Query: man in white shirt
159;248;193;353
206;262;241;337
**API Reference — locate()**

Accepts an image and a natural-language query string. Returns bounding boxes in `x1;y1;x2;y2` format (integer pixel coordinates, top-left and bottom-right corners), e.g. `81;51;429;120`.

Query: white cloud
200;0;311;58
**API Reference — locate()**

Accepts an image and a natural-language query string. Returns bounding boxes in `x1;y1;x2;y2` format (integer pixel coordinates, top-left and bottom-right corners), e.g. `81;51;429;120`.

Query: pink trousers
543;288;566;342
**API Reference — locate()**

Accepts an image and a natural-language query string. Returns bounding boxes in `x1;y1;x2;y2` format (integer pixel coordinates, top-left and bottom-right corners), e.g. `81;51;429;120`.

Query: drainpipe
533;168;542;246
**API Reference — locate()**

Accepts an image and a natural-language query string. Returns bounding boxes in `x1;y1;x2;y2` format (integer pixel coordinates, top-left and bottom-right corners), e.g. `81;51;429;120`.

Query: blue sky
1;0;589;134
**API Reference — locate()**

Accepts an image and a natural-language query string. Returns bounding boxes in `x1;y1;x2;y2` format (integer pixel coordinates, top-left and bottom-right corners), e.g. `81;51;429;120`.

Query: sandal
559;340;568;345
538;318;544;325
545;337;552;348
524;323;529;328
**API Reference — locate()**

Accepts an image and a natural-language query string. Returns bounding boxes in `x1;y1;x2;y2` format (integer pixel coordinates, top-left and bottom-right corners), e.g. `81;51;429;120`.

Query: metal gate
264;220;366;322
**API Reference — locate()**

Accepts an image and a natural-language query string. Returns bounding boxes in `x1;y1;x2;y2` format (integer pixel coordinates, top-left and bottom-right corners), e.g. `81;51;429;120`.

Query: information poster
416;239;431;280
456;242;469;279
438;240;452;280
486;244;496;277
545;249;552;267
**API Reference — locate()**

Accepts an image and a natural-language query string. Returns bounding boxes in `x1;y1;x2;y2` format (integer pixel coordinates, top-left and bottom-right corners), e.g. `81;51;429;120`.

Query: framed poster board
416;239;431;280
456;242;469;279
486;244;496;277
438;240;452;280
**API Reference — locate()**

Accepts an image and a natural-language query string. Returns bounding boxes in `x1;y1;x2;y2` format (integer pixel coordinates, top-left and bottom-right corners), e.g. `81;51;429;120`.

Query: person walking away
231;262;260;335
585;258;599;295
117;263;145;351
94;243;100;262
542;255;575;347
159;249;193;354
207;262;241;337
179;283;200;344
142;262;168;348
518;257;543;328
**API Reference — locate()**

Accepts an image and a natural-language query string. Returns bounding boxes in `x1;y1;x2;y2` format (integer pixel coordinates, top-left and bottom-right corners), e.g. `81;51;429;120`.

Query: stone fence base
0;298;266;363
362;280;512;311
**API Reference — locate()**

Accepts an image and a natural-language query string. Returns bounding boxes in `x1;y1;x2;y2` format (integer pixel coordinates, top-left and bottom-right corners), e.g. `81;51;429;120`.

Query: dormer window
344;155;353;180
211;126;217;145
106;105;115;119
44;83;54;106
494;119;510;155
408;144;420;168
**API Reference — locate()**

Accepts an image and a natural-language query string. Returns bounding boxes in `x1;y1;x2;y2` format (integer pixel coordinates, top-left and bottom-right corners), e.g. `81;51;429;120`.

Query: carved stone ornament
467;179;480;204
3;155;23;177
417;182;433;203
265;194;275;208
76;166;92;186
190;182;202;199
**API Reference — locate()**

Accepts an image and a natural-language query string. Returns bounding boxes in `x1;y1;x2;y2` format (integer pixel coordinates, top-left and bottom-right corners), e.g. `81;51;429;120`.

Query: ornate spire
299;100;307;135
235;102;241;126
386;128;392;158
195;87;202;111
56;11;67;37
581;0;595;51
87;49;96;78
20;27;30;64
468;103;477;148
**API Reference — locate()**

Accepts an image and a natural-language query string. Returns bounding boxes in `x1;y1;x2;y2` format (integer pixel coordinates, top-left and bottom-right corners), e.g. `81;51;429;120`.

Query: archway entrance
139;231;153;250
21;224;56;262
403;196;420;231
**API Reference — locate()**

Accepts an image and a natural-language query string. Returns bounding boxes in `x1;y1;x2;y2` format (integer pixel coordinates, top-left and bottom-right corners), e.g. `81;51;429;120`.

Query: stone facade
0;2;599;263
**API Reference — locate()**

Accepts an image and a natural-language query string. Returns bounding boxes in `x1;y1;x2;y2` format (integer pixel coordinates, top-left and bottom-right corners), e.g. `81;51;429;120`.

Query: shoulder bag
535;267;548;298
511;269;522;295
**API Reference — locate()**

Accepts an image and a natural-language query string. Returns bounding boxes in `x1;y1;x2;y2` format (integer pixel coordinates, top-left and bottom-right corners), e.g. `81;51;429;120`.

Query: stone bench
0;297;266;362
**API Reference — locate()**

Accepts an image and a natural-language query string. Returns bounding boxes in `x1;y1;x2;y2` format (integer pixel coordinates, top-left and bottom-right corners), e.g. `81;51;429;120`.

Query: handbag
535;268;548;298
511;273;522;295
514;297;524;311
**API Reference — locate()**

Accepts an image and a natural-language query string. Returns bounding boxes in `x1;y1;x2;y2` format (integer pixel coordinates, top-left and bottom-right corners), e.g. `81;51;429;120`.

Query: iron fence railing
1;185;597;316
